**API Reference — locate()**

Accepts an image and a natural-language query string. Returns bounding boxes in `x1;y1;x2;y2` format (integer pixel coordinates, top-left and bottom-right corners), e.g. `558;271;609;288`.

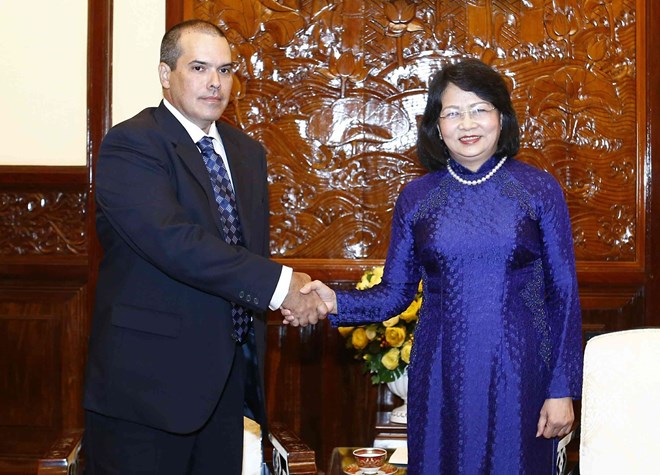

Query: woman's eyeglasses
439;105;497;123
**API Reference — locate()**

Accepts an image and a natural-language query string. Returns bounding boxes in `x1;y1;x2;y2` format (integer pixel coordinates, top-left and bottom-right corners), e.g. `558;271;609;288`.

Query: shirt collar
163;99;221;145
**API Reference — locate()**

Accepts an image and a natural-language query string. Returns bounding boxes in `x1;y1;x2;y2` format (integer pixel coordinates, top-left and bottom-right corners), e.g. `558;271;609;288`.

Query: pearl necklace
447;156;507;186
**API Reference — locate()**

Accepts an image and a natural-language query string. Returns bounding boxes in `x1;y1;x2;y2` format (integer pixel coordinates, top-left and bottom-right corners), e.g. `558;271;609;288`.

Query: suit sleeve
95;121;282;312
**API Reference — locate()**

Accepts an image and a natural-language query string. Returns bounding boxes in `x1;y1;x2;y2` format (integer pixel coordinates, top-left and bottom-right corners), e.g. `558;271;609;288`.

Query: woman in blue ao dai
287;59;583;475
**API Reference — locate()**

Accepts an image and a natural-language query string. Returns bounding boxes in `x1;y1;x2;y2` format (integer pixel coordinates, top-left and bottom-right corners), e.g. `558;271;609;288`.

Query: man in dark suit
83;19;326;475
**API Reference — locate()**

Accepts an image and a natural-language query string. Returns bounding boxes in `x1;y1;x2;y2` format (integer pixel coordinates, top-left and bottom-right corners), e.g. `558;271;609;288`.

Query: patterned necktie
197;136;252;343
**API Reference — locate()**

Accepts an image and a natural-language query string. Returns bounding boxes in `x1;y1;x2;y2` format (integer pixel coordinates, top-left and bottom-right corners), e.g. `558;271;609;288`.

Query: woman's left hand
536;397;574;439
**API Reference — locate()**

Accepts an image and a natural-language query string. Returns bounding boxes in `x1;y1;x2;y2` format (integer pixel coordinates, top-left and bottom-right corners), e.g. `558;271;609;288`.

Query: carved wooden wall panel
188;0;644;275
0;192;87;256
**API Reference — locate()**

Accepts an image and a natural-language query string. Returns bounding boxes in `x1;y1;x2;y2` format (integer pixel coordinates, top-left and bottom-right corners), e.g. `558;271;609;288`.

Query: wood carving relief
192;0;642;265
0;192;87;255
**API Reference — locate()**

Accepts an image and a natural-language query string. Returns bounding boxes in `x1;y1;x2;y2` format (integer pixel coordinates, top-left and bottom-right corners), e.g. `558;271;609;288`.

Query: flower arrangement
338;266;422;384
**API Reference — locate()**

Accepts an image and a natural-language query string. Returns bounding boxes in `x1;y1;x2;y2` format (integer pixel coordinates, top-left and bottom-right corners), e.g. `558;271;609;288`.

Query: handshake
279;272;337;327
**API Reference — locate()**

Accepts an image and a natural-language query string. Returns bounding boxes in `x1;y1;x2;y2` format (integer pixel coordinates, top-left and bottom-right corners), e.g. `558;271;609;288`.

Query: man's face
159;30;234;133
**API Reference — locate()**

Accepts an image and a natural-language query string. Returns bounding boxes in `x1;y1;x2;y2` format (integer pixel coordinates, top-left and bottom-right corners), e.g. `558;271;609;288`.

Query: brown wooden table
327;447;407;475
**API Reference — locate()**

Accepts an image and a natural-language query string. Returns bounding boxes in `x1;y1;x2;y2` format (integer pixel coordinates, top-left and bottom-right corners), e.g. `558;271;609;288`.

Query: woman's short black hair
417;58;520;171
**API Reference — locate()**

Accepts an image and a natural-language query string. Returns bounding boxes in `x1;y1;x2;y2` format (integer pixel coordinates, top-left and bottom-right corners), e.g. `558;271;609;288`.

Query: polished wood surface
0;0;110;470
269;422;318;474
645;0;660;330
37;429;83;475
0;166;89;474
1;0;659;473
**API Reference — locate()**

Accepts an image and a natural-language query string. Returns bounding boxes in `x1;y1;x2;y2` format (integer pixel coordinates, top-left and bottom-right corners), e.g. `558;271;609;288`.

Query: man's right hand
280;272;328;327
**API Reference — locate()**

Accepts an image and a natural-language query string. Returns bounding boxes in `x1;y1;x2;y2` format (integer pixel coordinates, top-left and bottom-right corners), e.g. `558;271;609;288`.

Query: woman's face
437;83;502;172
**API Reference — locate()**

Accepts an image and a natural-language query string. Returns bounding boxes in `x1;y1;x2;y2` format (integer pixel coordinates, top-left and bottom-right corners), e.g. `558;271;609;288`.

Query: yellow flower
337;326;354;337
381;348;400;370
399;298;421;322
365;324;378;340
338;266;421;385
351;327;369;350
401;340;412;363
356;276;370;290
355;266;384;290
382;315;400;327
385;326;406;347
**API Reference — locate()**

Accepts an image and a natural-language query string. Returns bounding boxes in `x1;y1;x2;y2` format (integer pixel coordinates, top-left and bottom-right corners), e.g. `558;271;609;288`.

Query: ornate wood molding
645;0;660;327
0;167;89;277
0;190;87;256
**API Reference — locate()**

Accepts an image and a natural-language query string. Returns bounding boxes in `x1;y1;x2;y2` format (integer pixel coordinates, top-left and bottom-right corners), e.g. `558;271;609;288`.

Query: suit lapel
153;103;226;235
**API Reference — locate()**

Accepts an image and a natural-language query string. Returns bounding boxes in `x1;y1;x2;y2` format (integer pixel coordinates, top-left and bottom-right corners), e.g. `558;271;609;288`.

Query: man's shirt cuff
269;265;293;310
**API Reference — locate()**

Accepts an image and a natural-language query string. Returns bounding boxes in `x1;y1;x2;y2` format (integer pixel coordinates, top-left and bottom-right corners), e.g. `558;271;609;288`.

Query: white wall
0;0;88;165
112;0;165;125
0;0;165;166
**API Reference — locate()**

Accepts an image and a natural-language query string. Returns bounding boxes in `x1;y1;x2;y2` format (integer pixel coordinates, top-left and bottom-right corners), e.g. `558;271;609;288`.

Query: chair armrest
37;429;84;475
268;422;317;475
35;425;316;475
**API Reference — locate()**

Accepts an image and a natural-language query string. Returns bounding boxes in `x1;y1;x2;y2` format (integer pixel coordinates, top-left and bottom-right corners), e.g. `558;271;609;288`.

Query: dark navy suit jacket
83;102;281;433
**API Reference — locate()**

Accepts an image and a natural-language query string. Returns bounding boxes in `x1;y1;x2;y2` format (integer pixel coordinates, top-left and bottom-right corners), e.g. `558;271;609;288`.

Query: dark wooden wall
0;0;110;472
0;0;658;473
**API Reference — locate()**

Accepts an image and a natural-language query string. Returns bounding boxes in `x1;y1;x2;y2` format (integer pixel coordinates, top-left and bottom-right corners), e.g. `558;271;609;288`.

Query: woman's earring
436;123;443;140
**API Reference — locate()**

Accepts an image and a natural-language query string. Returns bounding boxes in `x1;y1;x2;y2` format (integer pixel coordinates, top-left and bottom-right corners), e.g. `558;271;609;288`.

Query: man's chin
204;105;227;121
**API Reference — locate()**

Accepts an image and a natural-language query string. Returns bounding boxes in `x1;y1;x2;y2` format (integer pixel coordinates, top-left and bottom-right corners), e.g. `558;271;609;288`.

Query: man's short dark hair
160;19;226;70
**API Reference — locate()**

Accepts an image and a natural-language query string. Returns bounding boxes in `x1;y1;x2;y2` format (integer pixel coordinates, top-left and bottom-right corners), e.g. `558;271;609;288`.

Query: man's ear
159;62;171;88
